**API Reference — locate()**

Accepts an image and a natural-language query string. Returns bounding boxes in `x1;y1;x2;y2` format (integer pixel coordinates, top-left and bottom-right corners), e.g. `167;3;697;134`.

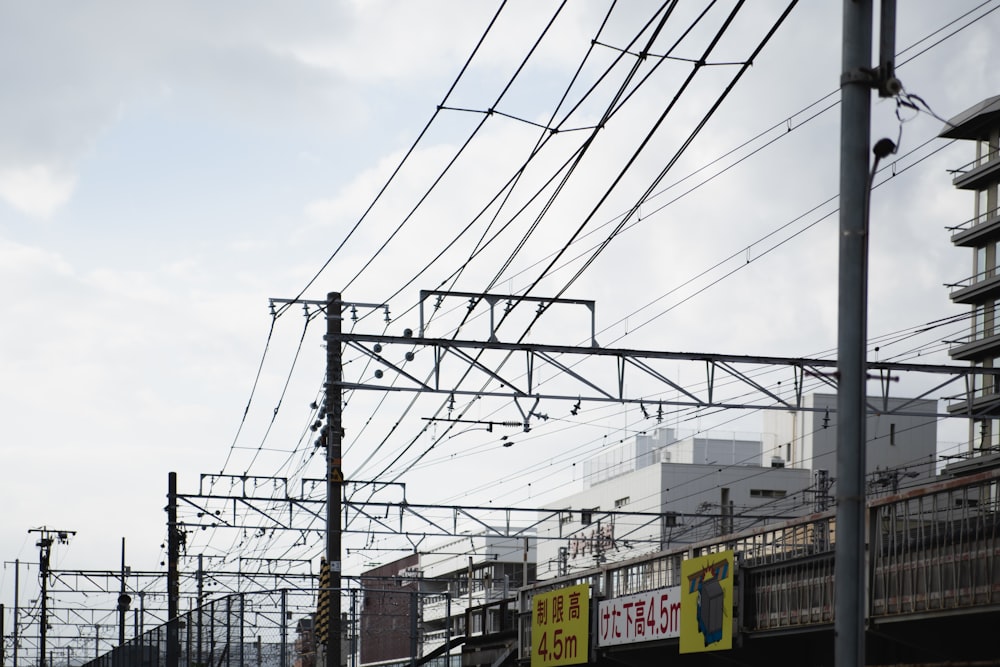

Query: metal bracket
840;67;879;88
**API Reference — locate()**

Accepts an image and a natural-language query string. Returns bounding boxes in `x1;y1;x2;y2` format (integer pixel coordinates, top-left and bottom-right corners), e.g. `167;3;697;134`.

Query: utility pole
836;2;897;667
3;559;21;667
28;528;75;667
522;537;529;588
836;1;872;663
196;554;204;667
13;560;18;667
117;538;130;649
166;473;180;667
325;291;343;667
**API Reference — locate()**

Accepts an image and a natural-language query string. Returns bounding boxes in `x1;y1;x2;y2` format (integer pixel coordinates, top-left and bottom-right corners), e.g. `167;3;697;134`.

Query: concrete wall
762;393;938;486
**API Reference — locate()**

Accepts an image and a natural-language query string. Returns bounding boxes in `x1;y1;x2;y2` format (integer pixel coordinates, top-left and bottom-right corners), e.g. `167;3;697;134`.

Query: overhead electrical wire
369;1;799;486
375;0;993;357
367;118;959;483
274;1;511;318
254;0;824;496
421;307;972;511
552;1;799;299
356;1;679;324
191;0;1000;586
346;2;684;484
341;1;573;293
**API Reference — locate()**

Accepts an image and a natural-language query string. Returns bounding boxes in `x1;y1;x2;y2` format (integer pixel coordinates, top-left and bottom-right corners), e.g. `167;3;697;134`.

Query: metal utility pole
325;291;344;667
836;2;897;667
5;558;21;667
836;1;872;663
166;473;180;667
196;554;204;667
117;538;130;649
28;528;75;667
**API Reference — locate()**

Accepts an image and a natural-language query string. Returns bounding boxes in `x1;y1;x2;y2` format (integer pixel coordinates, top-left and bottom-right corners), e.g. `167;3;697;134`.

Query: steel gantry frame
335;331;1000;421
171;472;797;544
267;290;1000;667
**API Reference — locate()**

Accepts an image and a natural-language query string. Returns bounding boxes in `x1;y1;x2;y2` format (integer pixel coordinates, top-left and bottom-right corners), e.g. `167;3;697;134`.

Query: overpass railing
516;467;1000;653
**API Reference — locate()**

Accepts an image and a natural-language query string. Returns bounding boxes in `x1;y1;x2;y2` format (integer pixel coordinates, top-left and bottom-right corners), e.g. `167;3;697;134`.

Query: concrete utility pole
836;2;897;666
28;528;76;667
325;292;344;667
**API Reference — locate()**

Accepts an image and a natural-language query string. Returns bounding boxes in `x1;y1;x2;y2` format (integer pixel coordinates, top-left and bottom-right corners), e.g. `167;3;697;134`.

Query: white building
536;428;810;579
762;392;938;491
535;393;939;579
583;427;763;484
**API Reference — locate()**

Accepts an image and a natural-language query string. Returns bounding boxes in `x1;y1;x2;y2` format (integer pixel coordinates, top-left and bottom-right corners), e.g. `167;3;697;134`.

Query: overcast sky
3;0;1000;650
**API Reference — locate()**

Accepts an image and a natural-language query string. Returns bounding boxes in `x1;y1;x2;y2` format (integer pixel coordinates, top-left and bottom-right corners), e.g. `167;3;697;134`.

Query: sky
3;0;1000;656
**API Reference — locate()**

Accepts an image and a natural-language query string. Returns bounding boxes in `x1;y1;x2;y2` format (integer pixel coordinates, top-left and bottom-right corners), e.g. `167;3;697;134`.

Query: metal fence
80;589;318;667
870;469;1000;616
517;467;1000;651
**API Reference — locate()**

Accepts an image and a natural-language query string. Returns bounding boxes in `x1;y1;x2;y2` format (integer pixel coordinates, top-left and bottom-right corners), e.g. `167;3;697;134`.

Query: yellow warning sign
679;550;734;653
530;584;589;667
331;469;344;483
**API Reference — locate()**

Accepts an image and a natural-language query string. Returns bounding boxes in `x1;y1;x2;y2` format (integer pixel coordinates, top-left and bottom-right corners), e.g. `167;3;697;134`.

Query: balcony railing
948;211;1000;241
947;268;997;292
950;149;1000;190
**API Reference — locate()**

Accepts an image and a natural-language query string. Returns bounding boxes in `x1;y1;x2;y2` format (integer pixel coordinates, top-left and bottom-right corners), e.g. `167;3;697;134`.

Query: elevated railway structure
508;465;1000;667
75;464;1000;667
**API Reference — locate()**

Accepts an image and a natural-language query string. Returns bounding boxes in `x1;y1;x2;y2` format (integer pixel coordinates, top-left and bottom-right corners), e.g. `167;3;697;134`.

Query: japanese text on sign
531;584;589;667
568;522;614;560
598;586;681;646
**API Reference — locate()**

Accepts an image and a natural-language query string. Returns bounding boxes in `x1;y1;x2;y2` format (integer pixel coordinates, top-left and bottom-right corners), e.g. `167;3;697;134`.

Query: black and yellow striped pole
316;558;331;649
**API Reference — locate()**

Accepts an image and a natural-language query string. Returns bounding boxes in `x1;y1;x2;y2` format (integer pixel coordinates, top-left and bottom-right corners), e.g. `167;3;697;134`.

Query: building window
614;496;630;508
993;300;1000;337
977;139;987;167
750;489;787;499
979;137;999;166
890;423;896;446
976;244;988;280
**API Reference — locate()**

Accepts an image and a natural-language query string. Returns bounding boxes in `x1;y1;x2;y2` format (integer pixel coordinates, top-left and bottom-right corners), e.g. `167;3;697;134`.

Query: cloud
0;165;77;218
0;2;361;218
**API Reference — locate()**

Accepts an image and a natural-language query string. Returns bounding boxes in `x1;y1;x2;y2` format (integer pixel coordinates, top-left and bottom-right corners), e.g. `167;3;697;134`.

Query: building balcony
947;387;1000;418
947;270;1000;305
949;330;1000;362
422;586;511;623
950;212;1000;247
951;153;1000;190
423;594;461;623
